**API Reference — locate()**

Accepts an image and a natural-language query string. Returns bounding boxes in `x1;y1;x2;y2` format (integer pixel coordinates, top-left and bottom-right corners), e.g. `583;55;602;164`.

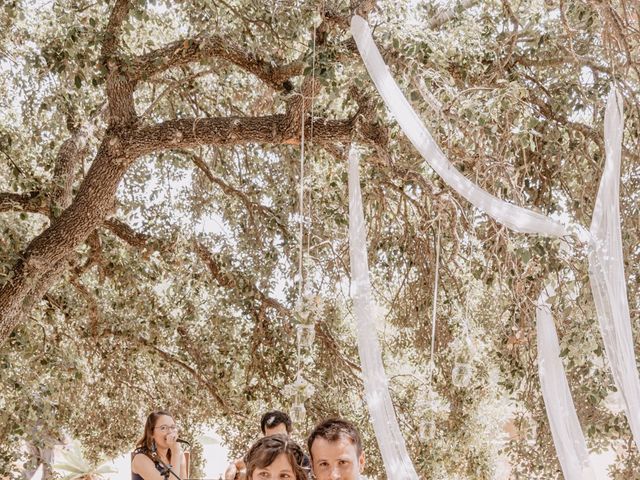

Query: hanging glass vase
290;402;306;424
452;362;473;388
293;390;305;407
418;419;436;441
296;324;315;349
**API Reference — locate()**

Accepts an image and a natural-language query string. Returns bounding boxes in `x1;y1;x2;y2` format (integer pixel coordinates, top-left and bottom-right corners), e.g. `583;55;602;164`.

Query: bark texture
0;1;385;343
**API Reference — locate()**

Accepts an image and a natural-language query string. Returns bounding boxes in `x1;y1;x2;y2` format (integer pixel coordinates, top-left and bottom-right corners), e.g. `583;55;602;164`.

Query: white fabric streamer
350;12;638;477
536;285;596;480
588;89;640;446
348;15;640;478
348;146;419;480
350;15;567;238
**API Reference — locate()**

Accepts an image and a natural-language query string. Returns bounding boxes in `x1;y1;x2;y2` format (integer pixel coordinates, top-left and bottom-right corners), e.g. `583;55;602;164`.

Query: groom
307;418;366;480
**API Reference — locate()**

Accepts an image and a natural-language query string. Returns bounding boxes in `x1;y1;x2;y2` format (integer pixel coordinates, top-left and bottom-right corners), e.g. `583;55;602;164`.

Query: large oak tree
1;0;639;478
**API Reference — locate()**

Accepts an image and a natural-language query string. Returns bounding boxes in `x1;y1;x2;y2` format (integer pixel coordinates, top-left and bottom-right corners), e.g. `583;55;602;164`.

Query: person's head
136;410;179;455
307;419;365;480
245;434;308;480
261;410;292;437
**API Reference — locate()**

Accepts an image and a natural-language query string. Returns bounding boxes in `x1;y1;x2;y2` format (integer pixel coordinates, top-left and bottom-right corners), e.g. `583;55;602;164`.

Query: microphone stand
157;458;183;480
156;439;191;480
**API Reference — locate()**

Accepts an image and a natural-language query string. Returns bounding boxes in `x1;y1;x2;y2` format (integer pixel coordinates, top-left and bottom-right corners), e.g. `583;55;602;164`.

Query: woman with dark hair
131;411;186;480
245;434;309;480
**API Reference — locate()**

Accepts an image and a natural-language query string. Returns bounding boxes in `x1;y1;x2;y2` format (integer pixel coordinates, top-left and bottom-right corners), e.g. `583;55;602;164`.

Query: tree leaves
0;0;639;478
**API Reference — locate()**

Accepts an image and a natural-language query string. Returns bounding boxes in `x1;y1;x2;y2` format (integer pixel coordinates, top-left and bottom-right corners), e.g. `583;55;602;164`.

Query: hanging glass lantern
296;324;315;349
452;362;473;388
290;402;306;424
418;419;436;441
293;390;305;407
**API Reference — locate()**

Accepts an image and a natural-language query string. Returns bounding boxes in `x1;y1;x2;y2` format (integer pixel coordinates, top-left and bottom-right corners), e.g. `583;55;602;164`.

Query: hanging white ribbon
588;89;640;446
348;15;640;478
348;146;419;480
536;285;596;480
350;15;567;238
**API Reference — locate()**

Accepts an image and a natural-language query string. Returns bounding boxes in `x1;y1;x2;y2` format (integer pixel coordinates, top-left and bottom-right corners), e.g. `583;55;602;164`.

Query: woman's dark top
132;448;170;480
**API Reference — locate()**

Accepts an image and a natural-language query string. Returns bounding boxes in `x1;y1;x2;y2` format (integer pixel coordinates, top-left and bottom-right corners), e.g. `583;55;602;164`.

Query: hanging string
297;8;319;302
309;8;317;147
306;10;318;263
290;10;320;424
429;219;441;379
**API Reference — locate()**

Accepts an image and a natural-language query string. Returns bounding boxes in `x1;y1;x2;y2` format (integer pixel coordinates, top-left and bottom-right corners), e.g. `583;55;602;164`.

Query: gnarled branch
127;113;386;157
130;35;303;91
50;135;90;216
101;0;132;59
0;191;48;215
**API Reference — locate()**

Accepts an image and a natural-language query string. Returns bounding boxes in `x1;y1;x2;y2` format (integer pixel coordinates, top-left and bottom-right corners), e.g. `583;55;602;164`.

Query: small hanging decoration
283;374;316;404
285;19;320;425
418;419;436;442
451;362;473;388
290;402;306;424
296;323;315;349
294;292;323;346
417;385;450;442
284;374;316;424
285;295;321;423
450;319;476;389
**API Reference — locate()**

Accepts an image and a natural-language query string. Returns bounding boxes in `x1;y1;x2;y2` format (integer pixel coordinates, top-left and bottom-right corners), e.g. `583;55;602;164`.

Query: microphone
177;438;192;448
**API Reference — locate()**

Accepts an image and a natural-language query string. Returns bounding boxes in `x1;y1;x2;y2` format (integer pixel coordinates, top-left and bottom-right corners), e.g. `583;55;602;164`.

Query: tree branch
101;220;360;383
195;242;362;379
103;218;153;251
428;0;480;30
148;343;237;417
130;35;303;91
281;76;321;139
50;135;90;216
0;191;48;215
184;149;290;238
69;275;101;338
102;1;136;127
106;328;237;417
19;255;75;327
351;0;378;18
127;112;386;157
101;0;132;58
0;138;131;342
104;219;284;317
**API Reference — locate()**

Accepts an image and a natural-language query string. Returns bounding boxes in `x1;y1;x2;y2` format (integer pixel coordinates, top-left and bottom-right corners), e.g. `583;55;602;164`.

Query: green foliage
1;0;639;479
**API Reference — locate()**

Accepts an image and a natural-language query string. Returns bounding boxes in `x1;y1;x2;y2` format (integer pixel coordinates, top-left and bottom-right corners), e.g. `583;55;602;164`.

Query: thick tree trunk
0;137;130;340
0;0;385;345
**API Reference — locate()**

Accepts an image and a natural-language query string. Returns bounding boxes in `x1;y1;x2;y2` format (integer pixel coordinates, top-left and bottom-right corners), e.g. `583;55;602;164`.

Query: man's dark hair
307;418;363;458
260;410;292;434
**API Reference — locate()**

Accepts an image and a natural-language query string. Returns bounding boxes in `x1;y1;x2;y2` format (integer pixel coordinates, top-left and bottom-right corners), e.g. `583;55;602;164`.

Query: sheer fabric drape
350;14;637;478
588;90;640;446
350;16;566;238
536;286;596;480
348;146;420;479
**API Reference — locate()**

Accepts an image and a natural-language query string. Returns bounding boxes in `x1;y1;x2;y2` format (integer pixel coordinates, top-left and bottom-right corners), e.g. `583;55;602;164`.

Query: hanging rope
429;220;441;379
297;99;306;301
297;7;319;301
289;12;320;425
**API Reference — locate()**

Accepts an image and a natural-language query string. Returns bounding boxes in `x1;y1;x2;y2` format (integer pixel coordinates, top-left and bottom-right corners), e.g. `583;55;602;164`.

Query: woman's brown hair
245;434;308;480
136;410;175;464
